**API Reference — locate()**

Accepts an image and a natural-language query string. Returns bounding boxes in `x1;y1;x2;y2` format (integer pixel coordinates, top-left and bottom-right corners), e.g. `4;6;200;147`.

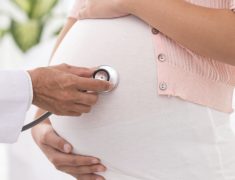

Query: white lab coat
0;70;32;143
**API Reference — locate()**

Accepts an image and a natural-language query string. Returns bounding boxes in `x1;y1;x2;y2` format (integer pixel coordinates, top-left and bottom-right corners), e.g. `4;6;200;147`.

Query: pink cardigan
69;0;235;113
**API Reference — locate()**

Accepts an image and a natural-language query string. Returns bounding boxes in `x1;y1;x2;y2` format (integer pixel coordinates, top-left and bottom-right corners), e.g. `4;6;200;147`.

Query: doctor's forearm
124;0;235;65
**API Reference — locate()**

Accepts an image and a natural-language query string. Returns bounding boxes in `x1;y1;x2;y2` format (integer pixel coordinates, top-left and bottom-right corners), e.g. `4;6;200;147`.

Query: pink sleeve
231;0;235;11
68;0;84;19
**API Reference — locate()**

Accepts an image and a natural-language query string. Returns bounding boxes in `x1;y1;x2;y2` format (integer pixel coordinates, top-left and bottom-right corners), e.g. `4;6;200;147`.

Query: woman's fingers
77;0;129;20
76;174;105;180
43;128;73;153
32;122;106;179
41;128;101;166
59;164;106;175
44;148;107;178
43;146;101;167
39;124;101;166
78;7;89;19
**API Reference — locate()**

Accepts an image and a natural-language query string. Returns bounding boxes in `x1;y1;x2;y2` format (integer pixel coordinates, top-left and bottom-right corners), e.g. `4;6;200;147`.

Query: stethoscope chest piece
93;65;119;93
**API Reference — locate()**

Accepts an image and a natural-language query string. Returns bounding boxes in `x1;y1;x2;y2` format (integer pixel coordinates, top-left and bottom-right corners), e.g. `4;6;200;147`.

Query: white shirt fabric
51;16;235;180
0;70;32;143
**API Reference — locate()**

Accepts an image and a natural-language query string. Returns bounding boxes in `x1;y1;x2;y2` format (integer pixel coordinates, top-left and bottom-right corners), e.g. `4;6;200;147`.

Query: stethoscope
21;65;119;132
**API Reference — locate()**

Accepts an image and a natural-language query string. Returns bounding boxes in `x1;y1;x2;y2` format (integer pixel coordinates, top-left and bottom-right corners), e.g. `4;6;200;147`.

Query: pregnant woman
32;0;235;180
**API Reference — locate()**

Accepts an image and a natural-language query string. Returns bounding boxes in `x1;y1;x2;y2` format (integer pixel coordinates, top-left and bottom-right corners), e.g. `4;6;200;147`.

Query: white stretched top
50;16;235;180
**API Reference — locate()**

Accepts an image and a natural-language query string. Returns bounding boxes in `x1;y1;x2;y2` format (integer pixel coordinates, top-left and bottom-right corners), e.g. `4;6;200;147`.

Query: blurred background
0;0;74;179
1;0;235;180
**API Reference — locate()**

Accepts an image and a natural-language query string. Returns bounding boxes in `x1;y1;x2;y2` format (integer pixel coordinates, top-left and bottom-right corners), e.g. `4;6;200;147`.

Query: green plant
0;0;60;52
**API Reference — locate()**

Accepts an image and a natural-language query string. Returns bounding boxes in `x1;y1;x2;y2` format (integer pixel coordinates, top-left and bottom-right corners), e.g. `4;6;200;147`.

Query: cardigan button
152;28;159;35
159;82;167;91
158;54;166;62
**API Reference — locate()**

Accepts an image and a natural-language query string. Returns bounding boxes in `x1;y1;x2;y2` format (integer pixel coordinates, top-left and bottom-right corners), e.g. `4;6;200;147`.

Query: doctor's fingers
54;64;94;78
52;93;97;116
60;103;93;116
72;92;99;106
70;104;92;114
76;77;111;93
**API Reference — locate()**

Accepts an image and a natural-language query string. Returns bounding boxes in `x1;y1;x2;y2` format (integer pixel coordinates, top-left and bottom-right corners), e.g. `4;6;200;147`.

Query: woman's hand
78;0;129;19
32;121;106;180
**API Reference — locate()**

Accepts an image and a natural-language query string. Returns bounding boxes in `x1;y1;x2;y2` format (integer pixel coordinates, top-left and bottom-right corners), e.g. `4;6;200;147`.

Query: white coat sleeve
0;70;33;143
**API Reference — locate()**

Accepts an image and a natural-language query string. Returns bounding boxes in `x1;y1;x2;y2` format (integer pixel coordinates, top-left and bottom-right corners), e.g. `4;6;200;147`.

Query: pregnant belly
50;16;231;180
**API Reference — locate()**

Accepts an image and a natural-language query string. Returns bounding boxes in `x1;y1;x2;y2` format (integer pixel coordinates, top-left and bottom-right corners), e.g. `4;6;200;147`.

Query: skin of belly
50;16;231;180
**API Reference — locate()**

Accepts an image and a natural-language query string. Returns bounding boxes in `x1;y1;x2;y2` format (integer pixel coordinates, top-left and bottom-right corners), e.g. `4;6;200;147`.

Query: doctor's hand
77;0;129;20
32;120;106;180
28;63;110;116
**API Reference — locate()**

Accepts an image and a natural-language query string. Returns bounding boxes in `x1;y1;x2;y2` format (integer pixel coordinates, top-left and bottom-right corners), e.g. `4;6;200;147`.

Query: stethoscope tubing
21;112;52;132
